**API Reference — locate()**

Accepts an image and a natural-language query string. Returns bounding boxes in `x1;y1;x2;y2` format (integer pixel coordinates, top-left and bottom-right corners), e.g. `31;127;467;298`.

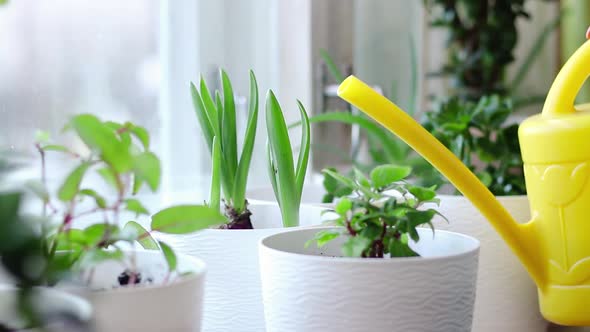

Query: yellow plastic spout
337;76;545;289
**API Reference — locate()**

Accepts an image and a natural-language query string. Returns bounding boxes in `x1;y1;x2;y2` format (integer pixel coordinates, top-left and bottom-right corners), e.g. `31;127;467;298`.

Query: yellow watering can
337;36;590;326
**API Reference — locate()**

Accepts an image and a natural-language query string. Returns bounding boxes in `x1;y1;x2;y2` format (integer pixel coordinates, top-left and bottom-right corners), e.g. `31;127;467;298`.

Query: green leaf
221;69;238;185
151;205;227;234
58;163;91;201
335;197;352;215
79;189;107;208
130;125;150;150
306;229;341;248
407;185;436;202
322;168;355;192
123;221;158;250
125;198;150;216
342;236;371;257
133;152;161;192
97;167;119;191
294;100;311;203
190;81;215;152
388;239;419;258
79;248;124;268
319;49;345;83
232;71;259;212
297;112;406;162
70;114;132;172
83;223;120;246
35;130;50;143
266;90;298;228
353;167;371;188
210;136;221;210
132;176;143;195
370;165;411;188
42;144;70;153
158;241;177;272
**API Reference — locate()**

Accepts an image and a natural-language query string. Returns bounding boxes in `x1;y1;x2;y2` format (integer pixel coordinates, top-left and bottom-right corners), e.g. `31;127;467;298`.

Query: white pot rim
74;249;206;295
260;226;480;264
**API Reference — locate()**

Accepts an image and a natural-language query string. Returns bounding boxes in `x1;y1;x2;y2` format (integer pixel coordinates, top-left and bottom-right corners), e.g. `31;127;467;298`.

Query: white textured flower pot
168;203;328;332
0;285;93;331
259;227;480;332
435;195;548;332
251;185;547;332
67;250;206;332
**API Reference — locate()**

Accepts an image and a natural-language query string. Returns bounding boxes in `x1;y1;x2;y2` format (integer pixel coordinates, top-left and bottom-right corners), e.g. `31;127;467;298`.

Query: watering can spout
336;76;546;289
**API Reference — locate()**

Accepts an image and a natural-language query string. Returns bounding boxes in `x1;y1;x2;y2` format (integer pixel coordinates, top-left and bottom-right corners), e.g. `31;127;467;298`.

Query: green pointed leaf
79;189;107;208
158;241;177;272
294;100;310;202
221;69;238;182
370;165;412;188
407;185;437;202
83;223;120;246
35;130;50;143
191;81;215;151
125;198;150;216
151;205;227;234
58;163;91;201
232;71;259;212
200;77;220;138
133;152;161;192
388;239;419;258
123;221;158;250
130;125;150;150
210;136;221;210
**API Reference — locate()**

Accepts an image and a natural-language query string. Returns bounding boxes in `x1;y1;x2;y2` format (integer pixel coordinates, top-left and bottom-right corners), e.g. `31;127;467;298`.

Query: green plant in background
16;114;224;287
421;0;560;195
191;70;259;229
309;165;442;258
312;40;421;174
424;95;525;195
266;91;311;228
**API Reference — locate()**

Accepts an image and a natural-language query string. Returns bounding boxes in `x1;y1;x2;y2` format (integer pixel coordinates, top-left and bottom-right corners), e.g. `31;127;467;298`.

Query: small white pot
259;227;480;332
66;250;206;332
434;195;548;332
250;185;547;332
0;285;93;331
167;203;328;332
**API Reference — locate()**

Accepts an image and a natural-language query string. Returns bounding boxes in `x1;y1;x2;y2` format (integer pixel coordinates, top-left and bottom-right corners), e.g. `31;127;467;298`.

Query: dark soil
219;203;253;229
117;269;142;286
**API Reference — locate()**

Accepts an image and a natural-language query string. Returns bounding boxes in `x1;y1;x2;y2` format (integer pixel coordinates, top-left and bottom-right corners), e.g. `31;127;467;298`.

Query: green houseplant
258;164;480;332
191;70;259;229
310;165;441;258
15;114;223;331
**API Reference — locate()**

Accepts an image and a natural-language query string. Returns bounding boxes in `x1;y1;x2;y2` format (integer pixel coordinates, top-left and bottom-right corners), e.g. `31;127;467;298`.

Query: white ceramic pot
67;250;206;332
250;185;547;332
259;227;480;332
167;203;328;332
434;195;548;332
0;285;93;331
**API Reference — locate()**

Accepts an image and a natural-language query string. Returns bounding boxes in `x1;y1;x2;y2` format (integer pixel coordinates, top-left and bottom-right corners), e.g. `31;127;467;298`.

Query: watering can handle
543;39;590;116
